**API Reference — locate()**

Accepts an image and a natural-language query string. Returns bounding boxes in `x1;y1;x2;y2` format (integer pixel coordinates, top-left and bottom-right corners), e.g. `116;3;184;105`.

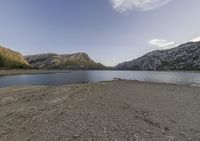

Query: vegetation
0;46;31;69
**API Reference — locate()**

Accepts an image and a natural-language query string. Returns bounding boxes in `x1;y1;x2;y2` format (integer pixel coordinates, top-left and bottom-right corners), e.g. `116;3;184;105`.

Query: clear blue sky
0;0;200;66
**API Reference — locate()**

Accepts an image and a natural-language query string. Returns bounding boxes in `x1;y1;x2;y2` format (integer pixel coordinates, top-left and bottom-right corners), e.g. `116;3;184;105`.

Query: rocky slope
115;41;200;71
25;53;106;69
0;46;30;69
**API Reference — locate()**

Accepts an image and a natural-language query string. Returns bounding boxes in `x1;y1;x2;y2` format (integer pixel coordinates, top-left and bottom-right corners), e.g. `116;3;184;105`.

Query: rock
72;134;80;138
113;78;126;81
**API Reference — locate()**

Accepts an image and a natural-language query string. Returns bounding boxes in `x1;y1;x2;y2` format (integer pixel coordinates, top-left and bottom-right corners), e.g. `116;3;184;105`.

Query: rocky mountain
25;52;106;69
0;46;30;69
115;41;200;71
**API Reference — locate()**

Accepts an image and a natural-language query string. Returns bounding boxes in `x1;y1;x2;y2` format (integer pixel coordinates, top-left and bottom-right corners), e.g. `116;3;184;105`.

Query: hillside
115;41;200;71
0;46;30;69
25;53;106;70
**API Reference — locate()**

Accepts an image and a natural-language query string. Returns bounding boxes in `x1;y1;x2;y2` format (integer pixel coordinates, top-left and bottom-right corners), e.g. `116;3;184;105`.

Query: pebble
146;130;151;133
72;134;80;138
180;131;186;137
166;136;175;141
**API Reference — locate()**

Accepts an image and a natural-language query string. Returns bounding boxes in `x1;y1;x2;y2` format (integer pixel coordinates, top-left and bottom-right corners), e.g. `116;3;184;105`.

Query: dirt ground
0;80;200;141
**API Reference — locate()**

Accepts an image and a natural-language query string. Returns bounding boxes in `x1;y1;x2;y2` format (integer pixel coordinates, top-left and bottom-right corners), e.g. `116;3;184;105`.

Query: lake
0;70;200;88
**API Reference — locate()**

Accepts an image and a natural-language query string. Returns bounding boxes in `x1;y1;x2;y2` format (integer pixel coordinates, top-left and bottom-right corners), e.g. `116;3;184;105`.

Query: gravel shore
0;80;200;141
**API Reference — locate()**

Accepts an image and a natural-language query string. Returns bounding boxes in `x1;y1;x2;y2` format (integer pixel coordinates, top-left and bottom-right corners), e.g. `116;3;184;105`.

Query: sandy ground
0;80;200;141
0;70;71;76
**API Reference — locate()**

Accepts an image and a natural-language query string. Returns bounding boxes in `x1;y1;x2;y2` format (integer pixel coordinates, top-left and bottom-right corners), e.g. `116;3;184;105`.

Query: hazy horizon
0;0;200;66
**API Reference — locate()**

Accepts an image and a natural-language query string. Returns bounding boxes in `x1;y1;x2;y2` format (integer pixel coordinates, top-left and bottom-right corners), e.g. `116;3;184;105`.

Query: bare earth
0;81;200;141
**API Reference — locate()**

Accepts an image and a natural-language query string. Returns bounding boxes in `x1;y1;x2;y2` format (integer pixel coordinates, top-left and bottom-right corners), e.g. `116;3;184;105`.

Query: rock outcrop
25;52;106;69
115;41;200;71
0;46;30;69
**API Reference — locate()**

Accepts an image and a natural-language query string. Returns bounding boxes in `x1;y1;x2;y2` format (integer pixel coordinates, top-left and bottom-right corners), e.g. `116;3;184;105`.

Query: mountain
0;46;30;69
25;52;106;70
115;41;200;71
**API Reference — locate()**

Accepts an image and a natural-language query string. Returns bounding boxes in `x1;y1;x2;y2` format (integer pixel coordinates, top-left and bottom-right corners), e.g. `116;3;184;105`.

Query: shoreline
0;69;72;76
0;69;200;88
0;79;199;89
0;80;200;140
1;69;200;76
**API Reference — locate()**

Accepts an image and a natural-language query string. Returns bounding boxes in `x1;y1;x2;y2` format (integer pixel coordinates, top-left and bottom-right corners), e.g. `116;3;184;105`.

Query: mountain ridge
1;41;200;71
25;52;106;70
115;41;200;71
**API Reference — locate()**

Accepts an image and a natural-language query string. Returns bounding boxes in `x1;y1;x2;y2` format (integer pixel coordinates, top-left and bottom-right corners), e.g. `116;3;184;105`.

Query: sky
0;0;200;66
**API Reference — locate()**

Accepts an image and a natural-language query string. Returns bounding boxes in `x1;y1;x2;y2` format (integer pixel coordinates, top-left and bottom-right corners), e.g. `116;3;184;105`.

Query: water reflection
0;71;200;87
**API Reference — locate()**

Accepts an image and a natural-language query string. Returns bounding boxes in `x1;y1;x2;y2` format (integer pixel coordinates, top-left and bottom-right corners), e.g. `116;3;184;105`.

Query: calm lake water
0;70;200;88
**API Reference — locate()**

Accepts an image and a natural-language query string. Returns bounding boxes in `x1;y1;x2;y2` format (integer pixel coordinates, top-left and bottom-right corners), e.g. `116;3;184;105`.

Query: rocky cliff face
0;46;30;69
25;52;106;69
115;41;200;71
